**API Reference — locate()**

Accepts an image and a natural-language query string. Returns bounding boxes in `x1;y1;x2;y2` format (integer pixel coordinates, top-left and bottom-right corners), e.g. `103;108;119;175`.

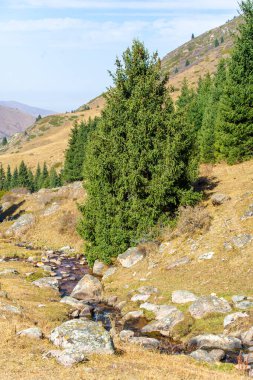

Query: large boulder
32;277;59;291
172;290;198;304
141;308;184;337
188;334;242;351
128;337;160;350
189;295;231;319
6;213;35;236
60;296;87;310
50;319;114;355
190;348;225;363
70;274;102;301
117;247;145;268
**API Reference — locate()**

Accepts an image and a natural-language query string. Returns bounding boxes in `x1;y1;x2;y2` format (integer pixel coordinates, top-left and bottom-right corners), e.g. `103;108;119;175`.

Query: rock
241;204;253;220
137;286;158;295
241;327;253;346
59;246;71;252
70;274;102;301
102;267;117;280
198;252;214;261
0;303;22;315
158;242;176;255
6;213;35;236
211;193;230;206
79;306;92;318
42;203;60;216
93;260;108;276
131;294;150;302
32;277;59;291
107;296;118;306
0;290;8;298
166;256;191;270
189;296;231;319
230;234;253;248
60;296;87;310
0;268;19;276
43;349;87;367
188;334;242;351
117;247;145;268
140;303;178;320
50;319;114;355
122;311;144;322
128;337;160;350
224;312;249;327
190;348;225;363
17;327;43;339
235;300;253;310
232;295;246;303
172;290;198;304
116;301;127;310
119;330;135;342
141;308;184;337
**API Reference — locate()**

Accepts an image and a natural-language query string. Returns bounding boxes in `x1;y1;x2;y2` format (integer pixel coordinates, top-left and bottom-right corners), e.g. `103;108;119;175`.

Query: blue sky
0;0;239;112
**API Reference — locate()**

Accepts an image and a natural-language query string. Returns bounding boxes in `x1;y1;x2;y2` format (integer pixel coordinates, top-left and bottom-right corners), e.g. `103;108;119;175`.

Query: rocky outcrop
189;295;231;319
117;247;145;268
50;319;114;355
6;214;35;236
70;274;103;301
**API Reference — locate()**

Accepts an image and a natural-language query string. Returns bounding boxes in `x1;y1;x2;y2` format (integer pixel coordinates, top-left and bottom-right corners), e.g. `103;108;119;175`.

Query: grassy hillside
0;16;239;170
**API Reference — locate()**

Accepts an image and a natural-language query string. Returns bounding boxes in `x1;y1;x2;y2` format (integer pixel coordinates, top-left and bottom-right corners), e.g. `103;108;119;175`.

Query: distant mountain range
0;101;55;139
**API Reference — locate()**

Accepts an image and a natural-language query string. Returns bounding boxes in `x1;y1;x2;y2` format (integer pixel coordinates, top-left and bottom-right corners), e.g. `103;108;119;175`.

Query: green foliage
215;0;253;164
185;59;190;66
36;114;42;122
191;33;195;39
220;36;224;43
78;40;198;265
1;137;7;146
214;38;220;47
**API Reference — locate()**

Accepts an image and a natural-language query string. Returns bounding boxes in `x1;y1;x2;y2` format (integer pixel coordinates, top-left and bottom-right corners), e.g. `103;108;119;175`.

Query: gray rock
172;290;198;304
0;302;22;315
141;308;184;337
60;296;87;310
230;234;253;248
224;312;249;327
107;296;118;306
235;300;253;310
166;256;191;270
232;295;246;303
115;301;127;310
128;337;160;350
43;203;60;216
158;242;176;255
137;286;158;295
50;319;114;355
241;327;253;346
102;267;117;280
198;252;214;261
122;311;144;322
43;349;87;367
241;204;253;220
190;348;225;363
93;260;108;276
32;277;59;291
117;247;145;268
17;327;43;339
119;330;135;342
189;296;231;319
70;274;102;301
6;213;35;236
140;303;178;320
211;193;230;206
131;294;150;302
188;334;242;351
0;268;19;276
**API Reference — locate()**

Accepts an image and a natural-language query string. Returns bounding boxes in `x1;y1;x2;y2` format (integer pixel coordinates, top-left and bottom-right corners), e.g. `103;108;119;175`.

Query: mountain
0;101;54;118
0;16;239;168
0;105;35;138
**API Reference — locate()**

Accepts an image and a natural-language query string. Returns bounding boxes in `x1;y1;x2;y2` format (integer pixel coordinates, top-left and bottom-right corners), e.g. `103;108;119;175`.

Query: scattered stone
232;295;246;303
122;311;144;322
70;274;103;301
189;295;231;319
224;312;249;328
0;303;22;315
107;296;118;306
198;252;214;261
230;234;253;248
158;242;176;255
211;193;230;206
42;203;60;216
141;308;184;337
188;334;242;351
241;327;253;346
32;277;59;291
79;306;92;318
190;348;225;363
235;300;253;310
5;214;35;236
172;290;198;304
50;319;114;355
117;247;145;268
129;337;160;350
0;268;19;276
241;204;253;220
43;349;87;367
93;260;108;276
119;330;135;342
131;294;150;302
59;246;71;253
60;296;87;310
140;303;178;320
17;327;43;339
137;286;158;295
102;267;117;280
166;256;191;270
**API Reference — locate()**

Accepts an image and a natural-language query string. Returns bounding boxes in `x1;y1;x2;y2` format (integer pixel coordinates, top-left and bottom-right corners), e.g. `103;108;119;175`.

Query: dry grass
174;205;212;236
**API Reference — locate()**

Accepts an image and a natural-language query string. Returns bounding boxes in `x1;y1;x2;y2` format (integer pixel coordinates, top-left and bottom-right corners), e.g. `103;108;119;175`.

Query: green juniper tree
78;40;198;265
215;0;253;163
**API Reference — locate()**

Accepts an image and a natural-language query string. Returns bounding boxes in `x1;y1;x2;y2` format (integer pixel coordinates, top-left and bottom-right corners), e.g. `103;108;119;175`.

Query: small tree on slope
78;40;198;265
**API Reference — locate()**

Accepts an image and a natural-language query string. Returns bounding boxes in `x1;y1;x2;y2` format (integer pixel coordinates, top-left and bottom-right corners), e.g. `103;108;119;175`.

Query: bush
175;205;211;236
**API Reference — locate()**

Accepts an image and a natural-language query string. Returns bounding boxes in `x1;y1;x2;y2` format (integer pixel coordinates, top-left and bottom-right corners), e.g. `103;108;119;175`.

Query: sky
0;0;239;112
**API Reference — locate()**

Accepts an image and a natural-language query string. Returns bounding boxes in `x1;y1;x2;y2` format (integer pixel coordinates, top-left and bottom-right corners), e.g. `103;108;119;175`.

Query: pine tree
2;137;7;146
28;169;35;192
18;161;30;188
79;40;198;265
214;38;220;47
11;167;19;188
34;163;41;191
40;162;49;188
215;0;253;164
5;165;12;190
185;59;190;67
49;167;60;188
0;165;6;190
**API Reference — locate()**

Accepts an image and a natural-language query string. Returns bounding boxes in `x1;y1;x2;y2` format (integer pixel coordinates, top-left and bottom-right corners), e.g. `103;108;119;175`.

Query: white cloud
9;0;238;10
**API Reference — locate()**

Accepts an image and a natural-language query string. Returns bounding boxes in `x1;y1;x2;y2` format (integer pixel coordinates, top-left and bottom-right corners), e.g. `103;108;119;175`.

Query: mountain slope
0;101;54;117
0;105;35;138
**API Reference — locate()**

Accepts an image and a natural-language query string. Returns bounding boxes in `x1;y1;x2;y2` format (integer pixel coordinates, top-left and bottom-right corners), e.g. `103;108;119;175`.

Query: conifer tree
49;167;60;188
18;161;30;188
0;165;6;190
40;162;49;188
11;167;19;188
28;169;35;192
34;163;41;191
5;165;12;190
79;40;198;265
215;0;253;163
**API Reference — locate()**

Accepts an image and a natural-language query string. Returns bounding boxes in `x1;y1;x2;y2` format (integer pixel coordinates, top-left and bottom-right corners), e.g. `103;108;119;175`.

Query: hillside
0;16;239;170
0;105;35;138
0;101;54;118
